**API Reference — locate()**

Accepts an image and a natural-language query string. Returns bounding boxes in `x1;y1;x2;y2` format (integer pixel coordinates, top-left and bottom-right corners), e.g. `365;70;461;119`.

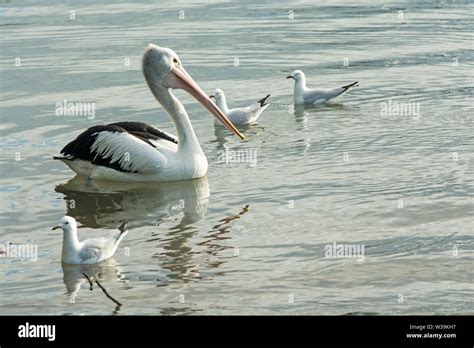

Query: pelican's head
209;88;225;104
286;70;305;81
142;44;182;84
52;216;77;232
142;44;244;140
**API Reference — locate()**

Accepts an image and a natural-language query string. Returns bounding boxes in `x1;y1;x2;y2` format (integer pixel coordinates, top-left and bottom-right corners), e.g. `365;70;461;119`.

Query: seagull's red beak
164;67;244;140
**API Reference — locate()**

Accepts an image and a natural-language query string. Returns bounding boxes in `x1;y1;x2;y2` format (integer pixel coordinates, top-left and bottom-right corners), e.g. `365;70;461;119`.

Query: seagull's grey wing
78;245;101;263
246;102;262;113
227;108;253;124
106;230;122;242
103;223;128;255
107;229;128;250
303;88;343;104
78;238;109;262
228;101;269;124
247;103;269;122
304;82;358;103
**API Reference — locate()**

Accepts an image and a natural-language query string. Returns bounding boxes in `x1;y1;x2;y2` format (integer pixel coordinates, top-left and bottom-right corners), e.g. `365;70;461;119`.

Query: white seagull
209;89;270;125
53;216;128;264
54;44;244;182
287;70;358;105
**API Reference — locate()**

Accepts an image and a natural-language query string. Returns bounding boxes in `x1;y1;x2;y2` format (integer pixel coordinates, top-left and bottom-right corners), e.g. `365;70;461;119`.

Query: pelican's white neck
145;73;204;156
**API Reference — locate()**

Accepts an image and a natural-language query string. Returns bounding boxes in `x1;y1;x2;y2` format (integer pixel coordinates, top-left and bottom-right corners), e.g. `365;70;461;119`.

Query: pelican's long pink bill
164;66;245;140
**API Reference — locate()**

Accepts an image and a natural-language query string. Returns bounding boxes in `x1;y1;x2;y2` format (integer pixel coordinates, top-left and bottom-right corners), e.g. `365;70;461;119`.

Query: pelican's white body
59;131;208;182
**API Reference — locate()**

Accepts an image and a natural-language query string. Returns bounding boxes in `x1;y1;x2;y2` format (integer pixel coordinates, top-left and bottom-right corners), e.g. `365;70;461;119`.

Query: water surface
0;0;473;315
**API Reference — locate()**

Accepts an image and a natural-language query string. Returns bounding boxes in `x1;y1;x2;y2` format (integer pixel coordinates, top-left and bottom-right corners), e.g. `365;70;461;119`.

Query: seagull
52;216;128;264
209;89;270;125
54;44;244;182
286;70;358;105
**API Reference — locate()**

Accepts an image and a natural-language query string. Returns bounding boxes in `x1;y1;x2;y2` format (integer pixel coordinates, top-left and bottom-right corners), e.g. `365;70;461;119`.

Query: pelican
209;88;270;125
54;44;244;182
53;216;128;264
287;70;358;105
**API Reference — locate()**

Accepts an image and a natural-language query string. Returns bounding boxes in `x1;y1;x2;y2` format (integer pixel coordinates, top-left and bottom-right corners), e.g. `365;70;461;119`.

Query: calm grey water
0;0;473;315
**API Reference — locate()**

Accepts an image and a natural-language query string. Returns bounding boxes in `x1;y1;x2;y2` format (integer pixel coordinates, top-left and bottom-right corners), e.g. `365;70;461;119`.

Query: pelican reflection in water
55;176;209;308
55;176;210;229
56;176;251;313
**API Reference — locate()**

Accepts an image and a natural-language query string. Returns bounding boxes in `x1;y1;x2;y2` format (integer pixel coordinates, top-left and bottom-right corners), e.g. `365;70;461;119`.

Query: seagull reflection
293;102;354;119
54;176;209;229
62;260;124;313
293;104;308;127
212;123;266;152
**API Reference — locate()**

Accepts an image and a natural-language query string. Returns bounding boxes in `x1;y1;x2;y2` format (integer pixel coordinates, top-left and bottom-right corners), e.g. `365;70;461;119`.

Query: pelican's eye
65;222;69;225
173;58;178;64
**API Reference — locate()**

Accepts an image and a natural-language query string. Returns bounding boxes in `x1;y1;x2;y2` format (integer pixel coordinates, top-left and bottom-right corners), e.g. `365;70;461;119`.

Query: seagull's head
286;70;305;81
52;216;77;232
142;44;244;140
209;88;225;104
